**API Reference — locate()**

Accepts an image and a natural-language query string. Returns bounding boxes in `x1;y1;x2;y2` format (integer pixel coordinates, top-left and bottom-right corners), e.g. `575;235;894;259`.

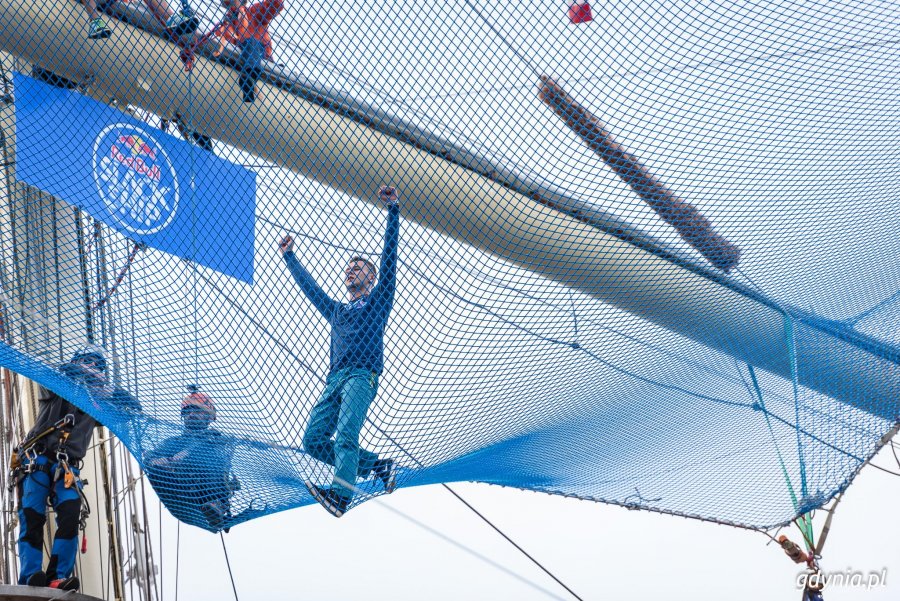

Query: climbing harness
8;414;75;490
9;413;94;546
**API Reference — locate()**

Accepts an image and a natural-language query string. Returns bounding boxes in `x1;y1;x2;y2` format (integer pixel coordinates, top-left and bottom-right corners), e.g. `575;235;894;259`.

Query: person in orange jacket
214;0;284;102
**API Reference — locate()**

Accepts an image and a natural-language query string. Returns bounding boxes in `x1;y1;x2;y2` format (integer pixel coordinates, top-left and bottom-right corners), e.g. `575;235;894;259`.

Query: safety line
441;484;585;601
366;428;585;601
220;533;240;601
174;521;180;601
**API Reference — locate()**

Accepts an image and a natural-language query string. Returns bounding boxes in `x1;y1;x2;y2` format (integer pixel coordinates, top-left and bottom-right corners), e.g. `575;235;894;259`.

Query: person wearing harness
14;344;140;591
279;185;401;517
143;389;239;531
212;0;285;102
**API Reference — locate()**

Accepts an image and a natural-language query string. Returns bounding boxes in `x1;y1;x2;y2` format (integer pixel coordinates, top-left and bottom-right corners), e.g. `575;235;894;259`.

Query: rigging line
456;0;539;77
784;316;809;501
733;359;876;440
762;407;864;464
405;261;752;409
220;533;240;601
844;288;900;325
742;363;815;547
192;0;509;160
188;265;322;383
365;427;584;601
175;521;180;601
441;485;585;601
410;26;900;104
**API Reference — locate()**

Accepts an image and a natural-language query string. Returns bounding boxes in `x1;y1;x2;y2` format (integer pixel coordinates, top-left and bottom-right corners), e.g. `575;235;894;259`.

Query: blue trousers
237;38;265;102
303;367;380;498
17;455;83;583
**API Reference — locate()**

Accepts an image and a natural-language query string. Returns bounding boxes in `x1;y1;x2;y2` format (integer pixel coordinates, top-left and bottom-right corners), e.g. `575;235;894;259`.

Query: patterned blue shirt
283;205;400;374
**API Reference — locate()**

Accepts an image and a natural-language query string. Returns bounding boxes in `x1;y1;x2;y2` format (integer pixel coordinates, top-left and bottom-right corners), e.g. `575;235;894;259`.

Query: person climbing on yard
212;0;284;102
13;344;140;592
279;185;401;517
81;0;199;40
143;388;239;531
162;113;214;153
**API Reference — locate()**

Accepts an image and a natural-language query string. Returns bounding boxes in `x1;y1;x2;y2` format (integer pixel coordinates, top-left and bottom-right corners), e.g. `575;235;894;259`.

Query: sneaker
25;571;47;587
87;18;111;39
372;459;397;493
165;9;199;36
305;482;350;518
199;499;227;530
48;577;80;591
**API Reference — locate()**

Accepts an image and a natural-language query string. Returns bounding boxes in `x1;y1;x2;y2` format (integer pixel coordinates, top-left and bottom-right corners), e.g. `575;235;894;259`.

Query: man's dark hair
348;256;377;278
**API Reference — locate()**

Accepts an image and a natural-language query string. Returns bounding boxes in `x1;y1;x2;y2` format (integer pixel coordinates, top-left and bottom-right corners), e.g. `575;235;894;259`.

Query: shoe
305;482;350;518
243;87;255;103
25;571;47;587
372;459;397;493
200;499;227;530
88;18;111;39
48;577;80;591
165;9;199;36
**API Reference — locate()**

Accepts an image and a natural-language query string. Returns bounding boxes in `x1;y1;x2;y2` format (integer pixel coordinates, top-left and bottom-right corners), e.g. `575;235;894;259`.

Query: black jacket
25;383;140;461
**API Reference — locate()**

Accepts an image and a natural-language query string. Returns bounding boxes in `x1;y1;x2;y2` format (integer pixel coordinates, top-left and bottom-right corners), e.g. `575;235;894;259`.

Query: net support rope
0;0;898;580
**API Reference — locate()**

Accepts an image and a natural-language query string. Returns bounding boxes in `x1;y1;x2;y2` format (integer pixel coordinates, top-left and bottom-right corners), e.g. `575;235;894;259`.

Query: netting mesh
0;0;898;531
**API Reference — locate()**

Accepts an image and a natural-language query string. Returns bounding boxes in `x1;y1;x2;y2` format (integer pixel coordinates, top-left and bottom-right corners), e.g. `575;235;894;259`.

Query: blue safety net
0;0;898;532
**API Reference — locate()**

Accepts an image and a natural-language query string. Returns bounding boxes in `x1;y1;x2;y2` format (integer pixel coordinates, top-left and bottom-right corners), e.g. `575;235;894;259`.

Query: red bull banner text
14;73;256;283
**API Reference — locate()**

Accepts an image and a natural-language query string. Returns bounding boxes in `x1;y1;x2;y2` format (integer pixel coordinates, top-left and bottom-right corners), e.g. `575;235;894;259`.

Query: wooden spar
538;75;742;273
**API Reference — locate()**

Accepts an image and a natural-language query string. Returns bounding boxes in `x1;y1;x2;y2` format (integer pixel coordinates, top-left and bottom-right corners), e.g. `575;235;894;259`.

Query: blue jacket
283;205;400;375
144;427;235;504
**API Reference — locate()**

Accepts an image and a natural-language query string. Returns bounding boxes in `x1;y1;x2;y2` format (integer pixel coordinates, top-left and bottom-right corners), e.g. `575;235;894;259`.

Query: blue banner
14;73;256;283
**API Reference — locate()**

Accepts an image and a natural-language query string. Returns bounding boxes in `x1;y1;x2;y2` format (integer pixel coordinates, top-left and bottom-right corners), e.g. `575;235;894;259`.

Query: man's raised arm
279;236;340;318
374;186;400;304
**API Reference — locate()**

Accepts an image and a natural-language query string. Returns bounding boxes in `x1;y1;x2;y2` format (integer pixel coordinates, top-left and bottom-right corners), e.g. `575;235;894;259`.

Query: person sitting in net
14;345;140;592
212;0;284;102
278;185;401;517
143;389;239;531
81;0;199;40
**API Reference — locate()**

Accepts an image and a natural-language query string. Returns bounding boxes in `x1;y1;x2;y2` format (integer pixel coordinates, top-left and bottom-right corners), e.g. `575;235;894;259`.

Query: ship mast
0;53;158;601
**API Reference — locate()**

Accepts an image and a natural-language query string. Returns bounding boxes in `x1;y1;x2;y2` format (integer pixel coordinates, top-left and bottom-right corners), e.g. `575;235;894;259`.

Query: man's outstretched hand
378;185;399;208
279;235;294;255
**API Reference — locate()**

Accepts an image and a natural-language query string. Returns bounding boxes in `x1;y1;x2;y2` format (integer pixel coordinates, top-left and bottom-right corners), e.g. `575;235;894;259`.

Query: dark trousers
237;39;265;102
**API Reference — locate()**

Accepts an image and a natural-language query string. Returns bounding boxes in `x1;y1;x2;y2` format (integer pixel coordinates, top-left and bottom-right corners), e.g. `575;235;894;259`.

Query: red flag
568;1;592;24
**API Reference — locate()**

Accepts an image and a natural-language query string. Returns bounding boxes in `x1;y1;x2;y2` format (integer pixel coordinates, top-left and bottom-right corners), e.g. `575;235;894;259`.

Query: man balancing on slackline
279;185;400;517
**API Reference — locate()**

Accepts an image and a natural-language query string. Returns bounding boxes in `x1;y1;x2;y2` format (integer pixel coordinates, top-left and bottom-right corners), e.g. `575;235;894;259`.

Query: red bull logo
92;124;179;235
110;144;162;181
